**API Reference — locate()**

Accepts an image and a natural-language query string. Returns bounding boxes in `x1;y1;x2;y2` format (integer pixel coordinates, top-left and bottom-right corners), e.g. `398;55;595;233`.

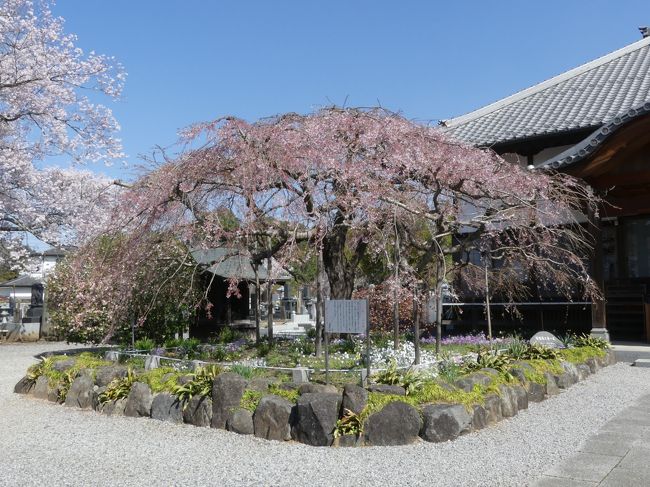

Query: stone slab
600;468;650;487
544;452;620;483
618;446;650;473
533;476;597;487
633;358;650;368
579;439;630;457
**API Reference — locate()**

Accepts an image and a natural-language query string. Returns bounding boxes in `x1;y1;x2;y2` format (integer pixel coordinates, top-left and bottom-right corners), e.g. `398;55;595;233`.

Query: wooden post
589;207;609;341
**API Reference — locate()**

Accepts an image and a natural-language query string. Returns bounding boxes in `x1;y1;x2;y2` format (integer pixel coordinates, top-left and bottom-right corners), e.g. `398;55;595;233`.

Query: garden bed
14;335;615;447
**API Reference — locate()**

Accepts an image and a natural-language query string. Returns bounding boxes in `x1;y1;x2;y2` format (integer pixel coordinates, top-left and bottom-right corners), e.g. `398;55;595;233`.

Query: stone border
13;349;616;447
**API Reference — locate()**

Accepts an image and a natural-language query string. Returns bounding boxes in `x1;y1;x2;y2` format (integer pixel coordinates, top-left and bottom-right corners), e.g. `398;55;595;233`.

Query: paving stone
533;476;597;487
599;467;650;487
533;476;597;486
544;452;620;483
579;439;630;457
618;446;650;472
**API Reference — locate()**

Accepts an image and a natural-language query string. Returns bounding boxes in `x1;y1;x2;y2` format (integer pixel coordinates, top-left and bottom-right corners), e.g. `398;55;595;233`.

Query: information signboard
325;299;368;334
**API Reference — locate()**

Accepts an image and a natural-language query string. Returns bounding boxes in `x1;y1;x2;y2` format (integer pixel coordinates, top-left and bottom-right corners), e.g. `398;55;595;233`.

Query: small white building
0;248;66;340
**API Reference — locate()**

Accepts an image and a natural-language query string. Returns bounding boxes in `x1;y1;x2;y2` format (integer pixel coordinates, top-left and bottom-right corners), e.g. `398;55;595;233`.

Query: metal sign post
324;299;369;385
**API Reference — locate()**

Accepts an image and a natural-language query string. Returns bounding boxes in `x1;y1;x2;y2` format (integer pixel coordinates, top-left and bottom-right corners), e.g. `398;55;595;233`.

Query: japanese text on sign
325;299;367;334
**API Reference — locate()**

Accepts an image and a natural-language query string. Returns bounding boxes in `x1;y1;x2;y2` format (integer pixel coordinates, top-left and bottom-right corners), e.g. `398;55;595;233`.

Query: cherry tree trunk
321;223;362;300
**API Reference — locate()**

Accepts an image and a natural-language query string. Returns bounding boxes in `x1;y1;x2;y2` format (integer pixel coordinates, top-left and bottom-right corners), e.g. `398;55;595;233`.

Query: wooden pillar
589;209;609;341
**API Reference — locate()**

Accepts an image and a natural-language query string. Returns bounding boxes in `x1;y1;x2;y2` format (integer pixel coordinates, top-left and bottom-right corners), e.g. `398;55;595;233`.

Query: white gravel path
1;342;649;487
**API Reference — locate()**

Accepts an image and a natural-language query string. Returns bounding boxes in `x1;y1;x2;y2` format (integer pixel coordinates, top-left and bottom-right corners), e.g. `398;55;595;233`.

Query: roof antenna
640;26;650;38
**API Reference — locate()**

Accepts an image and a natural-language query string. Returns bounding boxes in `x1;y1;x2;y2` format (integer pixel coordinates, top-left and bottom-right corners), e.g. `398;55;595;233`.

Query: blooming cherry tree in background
0;0;125;266
65;107;599;344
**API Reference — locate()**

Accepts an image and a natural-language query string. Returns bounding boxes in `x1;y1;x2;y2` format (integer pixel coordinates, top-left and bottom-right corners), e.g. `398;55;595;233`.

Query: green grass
558;346;606;364
268;384;299;403
139;367;183;393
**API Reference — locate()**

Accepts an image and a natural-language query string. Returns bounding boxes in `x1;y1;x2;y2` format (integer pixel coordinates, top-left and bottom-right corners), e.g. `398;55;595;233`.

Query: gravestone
529;331;565;349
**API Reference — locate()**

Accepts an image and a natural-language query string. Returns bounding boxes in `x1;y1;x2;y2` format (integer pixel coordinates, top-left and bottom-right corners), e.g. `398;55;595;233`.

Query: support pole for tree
485;263;492;342
254;266;261;345
266;238;274;345
435;282;442;356
315;246;324;357
413;289;421;365
393;210;400;350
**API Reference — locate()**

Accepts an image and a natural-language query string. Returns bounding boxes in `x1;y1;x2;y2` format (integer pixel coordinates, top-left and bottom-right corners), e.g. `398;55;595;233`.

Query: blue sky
53;0;649;180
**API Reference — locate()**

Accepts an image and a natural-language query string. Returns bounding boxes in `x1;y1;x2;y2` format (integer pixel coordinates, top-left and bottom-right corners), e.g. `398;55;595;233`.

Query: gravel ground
1;342;649;487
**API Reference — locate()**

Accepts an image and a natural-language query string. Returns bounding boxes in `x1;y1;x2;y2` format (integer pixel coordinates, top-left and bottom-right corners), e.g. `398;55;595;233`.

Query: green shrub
460;349;512;376
171;364;222;406
240;390;263;412
574;334;610;350
503;337;529;359
99;368;137;403
140;367;182;392
229;364;258;380
334;408;363;438
520;344;559;360
134;338;156;352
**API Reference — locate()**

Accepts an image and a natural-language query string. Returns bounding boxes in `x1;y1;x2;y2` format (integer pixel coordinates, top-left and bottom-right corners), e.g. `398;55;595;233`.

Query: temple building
443;30;650;342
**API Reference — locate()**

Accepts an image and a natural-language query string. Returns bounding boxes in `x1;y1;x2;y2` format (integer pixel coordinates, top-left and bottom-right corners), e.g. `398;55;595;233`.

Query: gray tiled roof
540;101;650;169
443;36;650;147
0;275;43;288
191;248;291;282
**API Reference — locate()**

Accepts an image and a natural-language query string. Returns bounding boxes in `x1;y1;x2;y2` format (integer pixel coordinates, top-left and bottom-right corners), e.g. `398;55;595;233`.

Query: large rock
14;376;35;394
333;434;363;448
511;384;528;410
556;362;579;389
227;408;254;435
253;395;293;441
508;367;528;385
52;359;76;372
47;384;61;403
151;393;183;423
420;404;472;443
33;376;49;400
183;396;213;427
576;363;591;381
544;373;560;396
292;393;342;446
342;384;367;416
364;401;422;446
472;404;489;430
298;383;338;395
64;375;95;409
483;394;502;424
585;357;600;374
605;350;616;365
526;381;546;402
248;377;274;393
92;386;106;411
211;372;247;429
124;382;153;417
95;366;127;387
367;384;406;396
498;385;518;418
101;398;127;416
454;373;493;392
